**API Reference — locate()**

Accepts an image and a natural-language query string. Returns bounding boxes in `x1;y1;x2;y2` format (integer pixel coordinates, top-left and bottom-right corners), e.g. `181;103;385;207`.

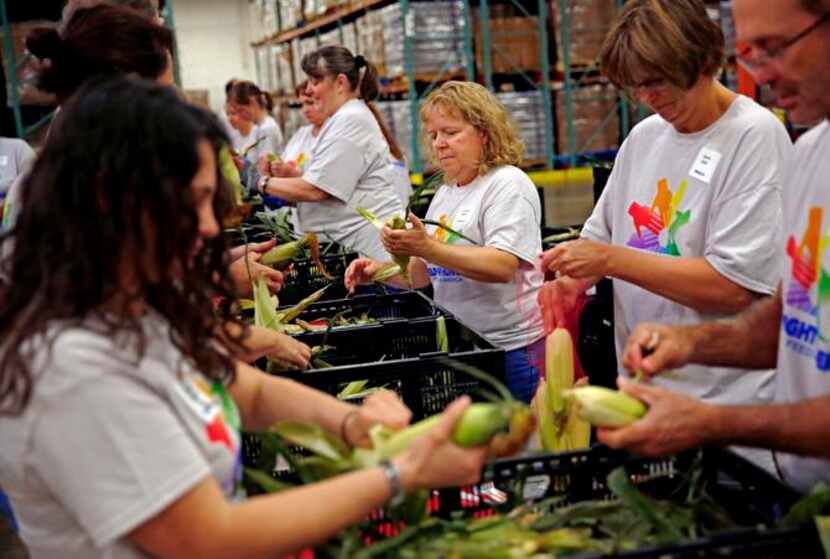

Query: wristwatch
257;175;269;195
380;459;406;507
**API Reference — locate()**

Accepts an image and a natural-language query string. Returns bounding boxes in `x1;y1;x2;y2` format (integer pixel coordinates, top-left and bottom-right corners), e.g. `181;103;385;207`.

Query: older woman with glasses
539;0;794;468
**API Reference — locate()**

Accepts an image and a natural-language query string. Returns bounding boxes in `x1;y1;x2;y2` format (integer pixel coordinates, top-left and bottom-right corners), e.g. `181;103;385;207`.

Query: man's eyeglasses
738;9;830;72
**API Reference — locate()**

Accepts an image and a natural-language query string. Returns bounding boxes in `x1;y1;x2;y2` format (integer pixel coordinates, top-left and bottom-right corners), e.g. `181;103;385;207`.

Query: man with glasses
601;0;830;493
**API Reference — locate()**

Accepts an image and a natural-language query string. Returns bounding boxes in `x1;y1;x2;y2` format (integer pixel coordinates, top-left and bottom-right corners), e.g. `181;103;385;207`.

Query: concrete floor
0;516;29;559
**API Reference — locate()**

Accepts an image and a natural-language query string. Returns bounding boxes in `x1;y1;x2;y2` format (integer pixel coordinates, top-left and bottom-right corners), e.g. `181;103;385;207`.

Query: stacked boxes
551;0;617;68
555;83;620;154
357;8;387;75
379;2;467;78
475;17;542;74
497;91;548;163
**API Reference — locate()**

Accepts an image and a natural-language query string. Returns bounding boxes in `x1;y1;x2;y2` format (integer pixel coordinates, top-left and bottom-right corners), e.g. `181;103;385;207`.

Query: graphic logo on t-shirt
626;178;691;256
782;207;830;371
433;214;463;244
179;375;237;453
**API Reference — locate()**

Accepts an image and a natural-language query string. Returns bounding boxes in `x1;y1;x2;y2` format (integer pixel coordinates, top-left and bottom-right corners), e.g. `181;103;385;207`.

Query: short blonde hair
419;81;524;176
600;0;725;91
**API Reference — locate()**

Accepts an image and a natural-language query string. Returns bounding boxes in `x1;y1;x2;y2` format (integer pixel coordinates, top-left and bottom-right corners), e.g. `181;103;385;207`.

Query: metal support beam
558;0;577;166
478;0;493;90
461;0;474;82
538;0;555;169
401;0;422;174
163;0;182;87
0;0;23;138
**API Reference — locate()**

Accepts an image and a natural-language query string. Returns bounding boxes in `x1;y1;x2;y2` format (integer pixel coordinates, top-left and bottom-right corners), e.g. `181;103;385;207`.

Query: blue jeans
0;489;16;532
504;336;545;404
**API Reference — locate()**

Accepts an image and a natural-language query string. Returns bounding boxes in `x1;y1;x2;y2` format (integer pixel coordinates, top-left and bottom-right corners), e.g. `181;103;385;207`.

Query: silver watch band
380;459;406;507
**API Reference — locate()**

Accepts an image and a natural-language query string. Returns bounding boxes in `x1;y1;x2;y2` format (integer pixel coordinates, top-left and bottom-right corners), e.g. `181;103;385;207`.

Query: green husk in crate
357;208;411;285
260;232;333;280
371;262;403;284
218;144;243;206
435;316;448;353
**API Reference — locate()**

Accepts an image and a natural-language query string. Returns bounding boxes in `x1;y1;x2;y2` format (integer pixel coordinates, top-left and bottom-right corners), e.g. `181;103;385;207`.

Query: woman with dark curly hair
0;77;485;559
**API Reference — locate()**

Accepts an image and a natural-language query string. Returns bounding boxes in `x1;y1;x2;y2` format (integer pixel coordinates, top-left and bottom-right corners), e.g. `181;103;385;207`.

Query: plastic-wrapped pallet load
497;91;547;163
293;36;321;88
357;9;387;75
555;83;620;155
272;43;294;95
551;0;618;69
279;0;303;31
377;99;417;164
379;1;467;78
342;22;360;58
255;46;273;92
318;28;340;49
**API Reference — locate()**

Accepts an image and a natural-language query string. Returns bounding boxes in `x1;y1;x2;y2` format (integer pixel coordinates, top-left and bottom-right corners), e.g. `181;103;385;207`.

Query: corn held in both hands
564;385;648;428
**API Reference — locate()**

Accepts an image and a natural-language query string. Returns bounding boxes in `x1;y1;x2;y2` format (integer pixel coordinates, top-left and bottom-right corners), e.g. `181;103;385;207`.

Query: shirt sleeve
303;135;365;203
480;170;542;264
31;363;211;548
704;123;791;294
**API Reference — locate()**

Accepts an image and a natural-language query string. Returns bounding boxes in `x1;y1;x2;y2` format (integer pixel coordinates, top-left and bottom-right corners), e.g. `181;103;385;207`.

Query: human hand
381;212;432;258
597;377;716;456
537;276;588;333
228;239;276;262
344;258;383;294
344;391;414;448
264;331;312;369
622;323;695;379
394;396;488;491
229;252;284;297
541;239;613;279
269;159;302;178
256;155;272;178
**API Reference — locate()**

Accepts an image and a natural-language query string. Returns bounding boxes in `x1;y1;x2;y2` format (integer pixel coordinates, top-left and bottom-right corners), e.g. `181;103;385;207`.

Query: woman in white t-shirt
254;46;403;260
228;81;284;164
539;0;793;461
0;77;486;559
345;81;546;403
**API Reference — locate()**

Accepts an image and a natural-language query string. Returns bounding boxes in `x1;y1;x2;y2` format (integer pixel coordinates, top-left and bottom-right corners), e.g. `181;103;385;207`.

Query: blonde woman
346;81;545;403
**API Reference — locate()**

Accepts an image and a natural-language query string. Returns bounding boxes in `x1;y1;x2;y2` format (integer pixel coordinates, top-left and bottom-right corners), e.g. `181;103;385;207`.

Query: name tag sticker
689;147;722;184
0;156;8;167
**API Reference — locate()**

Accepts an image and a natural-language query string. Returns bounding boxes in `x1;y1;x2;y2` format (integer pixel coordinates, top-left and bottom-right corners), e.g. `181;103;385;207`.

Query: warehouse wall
173;0;259;112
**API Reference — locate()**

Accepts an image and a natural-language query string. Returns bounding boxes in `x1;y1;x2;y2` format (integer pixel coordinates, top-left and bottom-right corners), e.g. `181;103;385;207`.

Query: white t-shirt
0;137;34;195
235;125;260;161
391;158;413;211
301;99;403;260
582;95;791;405
775;120;830;493
0;312;242;558
424;165;545;350
253;115;285;162
282;124;317;173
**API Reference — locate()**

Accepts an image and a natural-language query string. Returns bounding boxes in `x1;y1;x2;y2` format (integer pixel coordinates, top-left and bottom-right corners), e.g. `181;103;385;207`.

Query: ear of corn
534;329;591;452
260;234;312;269
274;285;329;324
371;262;403;283
435;316;448;353
564;386;647;428
218;144;243;206
357;207;411;285
253;275;281;331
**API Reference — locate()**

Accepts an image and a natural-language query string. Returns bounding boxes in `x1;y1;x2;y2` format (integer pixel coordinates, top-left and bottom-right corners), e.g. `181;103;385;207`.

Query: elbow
489;268;515;284
721;287;757;314
308;187;329;202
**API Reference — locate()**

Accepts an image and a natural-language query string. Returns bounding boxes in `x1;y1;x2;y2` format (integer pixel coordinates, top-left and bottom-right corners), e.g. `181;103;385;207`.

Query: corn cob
218;144;243;206
371;262;403;283
534;329;591;452
357;207;411;285
564;386;647;428
260;233;313;269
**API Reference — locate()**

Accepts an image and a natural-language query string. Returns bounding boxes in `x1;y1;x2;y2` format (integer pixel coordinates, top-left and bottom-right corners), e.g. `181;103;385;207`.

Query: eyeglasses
738;9;830;71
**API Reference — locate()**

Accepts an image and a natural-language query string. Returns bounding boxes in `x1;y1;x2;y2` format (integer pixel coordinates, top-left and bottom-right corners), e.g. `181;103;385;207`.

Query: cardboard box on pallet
555;83;620;155
0;20;57;107
474;16;542;75
551;0;617;69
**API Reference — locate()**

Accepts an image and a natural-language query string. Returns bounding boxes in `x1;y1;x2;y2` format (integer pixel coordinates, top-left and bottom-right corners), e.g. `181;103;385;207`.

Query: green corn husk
357;207;411;285
435;316;448;352
564;385;648;428
371;262;404;283
338;380;370;399
274;285;330;324
253;275;281;331
260;233;313;269
218;144;243;206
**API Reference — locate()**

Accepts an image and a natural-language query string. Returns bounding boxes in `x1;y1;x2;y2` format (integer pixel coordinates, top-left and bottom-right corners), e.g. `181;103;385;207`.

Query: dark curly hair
0;77;244;416
27;4;173;103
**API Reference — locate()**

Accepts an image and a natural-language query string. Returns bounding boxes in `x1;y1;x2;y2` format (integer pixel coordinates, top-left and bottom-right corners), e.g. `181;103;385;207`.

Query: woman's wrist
257;175;270;195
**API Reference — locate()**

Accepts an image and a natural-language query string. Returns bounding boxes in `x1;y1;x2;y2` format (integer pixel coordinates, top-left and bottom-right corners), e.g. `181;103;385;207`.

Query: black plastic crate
355;446;819;558
286;316;505;420
277;291;451;329
277;251;359;306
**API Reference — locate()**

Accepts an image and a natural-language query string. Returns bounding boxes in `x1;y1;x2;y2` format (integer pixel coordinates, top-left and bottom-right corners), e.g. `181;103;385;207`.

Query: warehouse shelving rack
251;0;634;177
0;0;181;140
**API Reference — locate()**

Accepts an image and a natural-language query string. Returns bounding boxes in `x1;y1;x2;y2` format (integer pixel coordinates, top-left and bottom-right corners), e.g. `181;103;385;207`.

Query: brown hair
229;80;274;113
27;5;173;103
301;45;403;161
420;81;524;177
600;0;725;91
799;0;830;13
294;79;309;98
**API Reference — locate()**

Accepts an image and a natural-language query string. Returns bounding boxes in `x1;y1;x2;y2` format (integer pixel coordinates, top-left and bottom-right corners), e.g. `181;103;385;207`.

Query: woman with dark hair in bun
256;46;403;260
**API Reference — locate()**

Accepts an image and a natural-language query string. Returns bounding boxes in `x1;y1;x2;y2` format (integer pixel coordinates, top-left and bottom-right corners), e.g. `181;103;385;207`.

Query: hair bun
354;54;367;70
25;27;63;61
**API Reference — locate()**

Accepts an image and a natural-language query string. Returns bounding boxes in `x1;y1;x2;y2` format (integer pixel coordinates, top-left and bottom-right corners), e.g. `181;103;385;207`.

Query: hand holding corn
542;239;615;279
597;377;717;457
344;258;390;293
343;390;413;448
229;251;285;297
381;212;434;259
622;323;695;379
393;396;489;492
